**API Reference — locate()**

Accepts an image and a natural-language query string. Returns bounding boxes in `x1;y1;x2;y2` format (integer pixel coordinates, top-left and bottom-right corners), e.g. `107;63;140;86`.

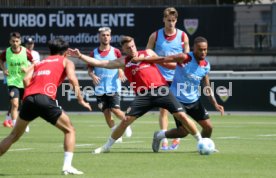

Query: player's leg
198;119;213;138
3;106;12;128
0;95;37;156
9;87;20;126
94;94;152;154
3;82;12;128
0;118;28;156
185;100;212;138
54;112;83;175
16;88;30;133
159;108;169;150
94;115;136;154
103;108;114;128
152;89;201;152
97;95;114;128
35;94;82;175
110;93;132;138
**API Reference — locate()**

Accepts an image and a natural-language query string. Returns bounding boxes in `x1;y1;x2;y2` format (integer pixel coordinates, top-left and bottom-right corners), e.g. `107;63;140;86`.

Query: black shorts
8;86;24;100
96;93;120;112
19;94;62;125
125;86;184;118
174;99;210;127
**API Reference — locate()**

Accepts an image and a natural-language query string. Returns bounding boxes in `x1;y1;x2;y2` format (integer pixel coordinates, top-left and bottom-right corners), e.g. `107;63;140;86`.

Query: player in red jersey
0;38;91;175
68;36;202;154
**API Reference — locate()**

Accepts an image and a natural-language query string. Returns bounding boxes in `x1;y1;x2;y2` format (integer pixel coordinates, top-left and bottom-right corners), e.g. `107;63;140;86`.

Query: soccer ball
197;138;216;155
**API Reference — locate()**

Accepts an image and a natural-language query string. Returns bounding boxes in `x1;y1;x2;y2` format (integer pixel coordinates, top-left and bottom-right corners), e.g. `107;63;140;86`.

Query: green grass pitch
0;112;276;178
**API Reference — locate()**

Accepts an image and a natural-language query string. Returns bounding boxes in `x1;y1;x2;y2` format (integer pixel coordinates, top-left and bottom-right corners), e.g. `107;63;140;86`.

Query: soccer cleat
93;146;110;154
125;126;132;138
62;166;84;175
169;139;180;150
152;131;162;153
161;140;169;150
3;120;13;128
115;137;123;143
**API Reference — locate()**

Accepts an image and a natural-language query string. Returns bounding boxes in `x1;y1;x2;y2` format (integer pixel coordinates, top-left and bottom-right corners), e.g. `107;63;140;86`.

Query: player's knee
120;116;132;128
202;125;213;137
173;112;189;122
11;101;19;109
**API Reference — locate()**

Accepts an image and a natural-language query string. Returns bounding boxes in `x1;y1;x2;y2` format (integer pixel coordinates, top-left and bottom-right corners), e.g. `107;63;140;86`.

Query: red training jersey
124;50;167;93
23;55;67;100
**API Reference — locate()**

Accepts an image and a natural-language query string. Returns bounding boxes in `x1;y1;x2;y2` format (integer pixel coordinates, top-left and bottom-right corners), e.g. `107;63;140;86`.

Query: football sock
12;119;16;126
193;132;202;141
63;152;73;170
157;131;166;139
105;137;116;148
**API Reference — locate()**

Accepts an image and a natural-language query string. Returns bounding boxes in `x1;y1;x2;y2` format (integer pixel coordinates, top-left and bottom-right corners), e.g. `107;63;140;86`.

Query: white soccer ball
197;138;216;155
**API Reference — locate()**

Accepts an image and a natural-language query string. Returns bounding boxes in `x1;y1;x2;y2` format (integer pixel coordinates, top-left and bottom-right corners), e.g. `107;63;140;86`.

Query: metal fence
234;24;275;49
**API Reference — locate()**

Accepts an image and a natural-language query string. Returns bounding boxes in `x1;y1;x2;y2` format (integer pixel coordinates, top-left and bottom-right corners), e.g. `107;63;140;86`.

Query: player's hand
3;69;9;76
79;100;92;111
118;70;127;83
67;48;82;58
215;104;224;116
92;75;100;85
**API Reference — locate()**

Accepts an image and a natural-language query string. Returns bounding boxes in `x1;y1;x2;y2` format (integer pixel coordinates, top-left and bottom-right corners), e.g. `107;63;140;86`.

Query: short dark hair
48;38;69;55
120;36;134;46
194;36;208;45
10;32;21;39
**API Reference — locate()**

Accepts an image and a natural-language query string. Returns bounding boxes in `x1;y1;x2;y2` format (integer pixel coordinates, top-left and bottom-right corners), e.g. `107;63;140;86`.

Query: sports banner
0;7;233;49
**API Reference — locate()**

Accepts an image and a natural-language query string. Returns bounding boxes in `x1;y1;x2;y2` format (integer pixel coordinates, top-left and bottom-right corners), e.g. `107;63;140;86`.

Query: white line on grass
75;144;94;147
257;134;276;137
9;148;34;152
216;136;240;139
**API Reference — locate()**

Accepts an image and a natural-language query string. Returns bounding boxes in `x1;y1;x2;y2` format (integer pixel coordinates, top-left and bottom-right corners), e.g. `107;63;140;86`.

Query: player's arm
118;68;127;82
23;64;34;87
146;32;156;49
65;59;92;111
202;75;224;116
183;32;190;53
88;66;100;85
0;52;8;76
68;48;125;69
132;52;187;64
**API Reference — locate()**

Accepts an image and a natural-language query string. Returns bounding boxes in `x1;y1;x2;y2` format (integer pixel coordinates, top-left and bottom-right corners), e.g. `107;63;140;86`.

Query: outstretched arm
65;59;92;111
68;48;125;69
132;51;187;64
202;75;224;116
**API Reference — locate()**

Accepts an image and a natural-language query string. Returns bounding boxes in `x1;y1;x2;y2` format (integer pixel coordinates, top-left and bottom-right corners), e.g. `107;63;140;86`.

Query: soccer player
2;62;12;128
132;36;224;147
0;32;34;132
0;38;92;175
146;7;190;150
88;27;132;142
68;36;202;154
25;37;40;63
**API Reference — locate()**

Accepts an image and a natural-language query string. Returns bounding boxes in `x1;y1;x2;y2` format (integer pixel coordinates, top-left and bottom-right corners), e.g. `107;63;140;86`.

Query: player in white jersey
25;38;40;63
